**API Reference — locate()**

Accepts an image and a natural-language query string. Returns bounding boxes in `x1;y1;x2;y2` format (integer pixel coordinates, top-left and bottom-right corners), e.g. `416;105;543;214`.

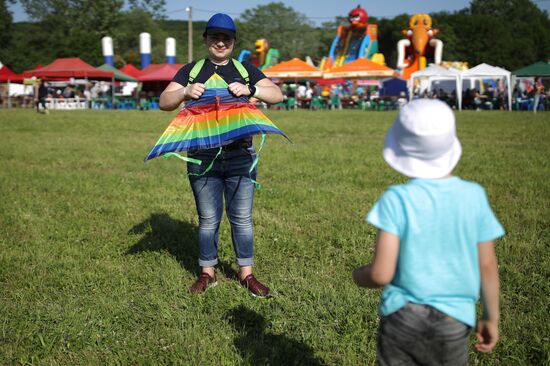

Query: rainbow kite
144;73;288;162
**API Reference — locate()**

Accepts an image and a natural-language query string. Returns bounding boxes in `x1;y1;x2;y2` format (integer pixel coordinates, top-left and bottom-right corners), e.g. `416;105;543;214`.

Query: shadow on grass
126;212;236;278
226;305;326;366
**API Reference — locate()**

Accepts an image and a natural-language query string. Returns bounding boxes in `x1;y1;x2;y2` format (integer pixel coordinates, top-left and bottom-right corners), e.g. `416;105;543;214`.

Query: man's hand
184;83;205;100
228;82;250;97
475;320;499;352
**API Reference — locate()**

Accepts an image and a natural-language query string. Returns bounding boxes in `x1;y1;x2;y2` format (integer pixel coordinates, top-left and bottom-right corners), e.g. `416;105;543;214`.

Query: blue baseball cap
203;13;237;39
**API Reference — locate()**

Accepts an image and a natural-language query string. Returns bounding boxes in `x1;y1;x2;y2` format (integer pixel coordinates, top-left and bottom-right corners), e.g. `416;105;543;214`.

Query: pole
186;7;193;63
112;75;115;109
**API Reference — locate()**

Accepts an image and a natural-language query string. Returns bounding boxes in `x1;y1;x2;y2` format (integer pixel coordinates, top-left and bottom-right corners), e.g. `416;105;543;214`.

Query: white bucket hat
383;99;462;179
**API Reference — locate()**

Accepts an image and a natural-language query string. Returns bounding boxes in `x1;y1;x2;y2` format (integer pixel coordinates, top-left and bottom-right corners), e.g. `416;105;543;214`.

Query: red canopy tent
139;64;185;81
119;64;145;78
21;64;43;78
30;58;113;79
0;65;24;83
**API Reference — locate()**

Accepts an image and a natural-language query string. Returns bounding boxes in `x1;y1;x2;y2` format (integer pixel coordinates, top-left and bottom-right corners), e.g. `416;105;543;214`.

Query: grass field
0;108;549;365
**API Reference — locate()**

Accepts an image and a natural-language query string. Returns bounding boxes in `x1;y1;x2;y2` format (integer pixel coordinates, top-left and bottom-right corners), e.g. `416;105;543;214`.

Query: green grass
0;108;549;365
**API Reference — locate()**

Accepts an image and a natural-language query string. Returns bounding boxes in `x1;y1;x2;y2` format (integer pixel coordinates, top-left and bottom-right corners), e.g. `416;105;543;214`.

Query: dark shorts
377;303;471;366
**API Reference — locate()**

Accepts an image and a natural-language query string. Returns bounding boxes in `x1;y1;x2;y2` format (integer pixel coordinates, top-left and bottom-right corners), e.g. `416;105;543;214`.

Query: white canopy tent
409;65;462;110
460;63;512;111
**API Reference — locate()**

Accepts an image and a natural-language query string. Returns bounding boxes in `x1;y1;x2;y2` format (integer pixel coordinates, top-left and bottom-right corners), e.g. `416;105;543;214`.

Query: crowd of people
263;81;409;111
2;70;546;113
411;79;548;111
21;79;164;112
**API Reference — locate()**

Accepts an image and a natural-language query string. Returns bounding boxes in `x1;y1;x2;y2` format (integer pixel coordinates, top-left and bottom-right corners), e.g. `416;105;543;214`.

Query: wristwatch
248;85;257;97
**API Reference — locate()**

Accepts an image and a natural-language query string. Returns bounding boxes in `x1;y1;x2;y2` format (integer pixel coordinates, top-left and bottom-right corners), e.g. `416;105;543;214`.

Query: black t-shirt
172;59;266;87
173;59;266;148
38;83;48;98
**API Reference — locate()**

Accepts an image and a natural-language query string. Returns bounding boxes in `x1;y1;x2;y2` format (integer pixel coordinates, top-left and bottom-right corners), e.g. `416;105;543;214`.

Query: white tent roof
409;63;513;111
461;63;511;77
409;64;462;109
410;64;461;78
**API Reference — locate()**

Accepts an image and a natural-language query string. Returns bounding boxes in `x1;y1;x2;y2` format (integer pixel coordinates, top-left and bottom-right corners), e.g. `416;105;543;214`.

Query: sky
9;0;550;24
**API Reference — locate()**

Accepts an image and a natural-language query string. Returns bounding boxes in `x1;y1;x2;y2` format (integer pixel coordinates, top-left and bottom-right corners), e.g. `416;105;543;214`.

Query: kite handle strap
249;134;266;190
163;152;202;165
163;148;223;177
164;133;264;188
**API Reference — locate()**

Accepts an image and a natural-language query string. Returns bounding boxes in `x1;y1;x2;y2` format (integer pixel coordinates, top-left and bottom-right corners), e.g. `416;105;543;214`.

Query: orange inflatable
397;14;444;80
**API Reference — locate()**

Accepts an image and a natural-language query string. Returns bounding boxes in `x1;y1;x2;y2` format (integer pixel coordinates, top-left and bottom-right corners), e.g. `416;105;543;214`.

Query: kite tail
164;148;223;177
163;153;202;165
163;134;266;189
187;147;222;177
249;134;266;190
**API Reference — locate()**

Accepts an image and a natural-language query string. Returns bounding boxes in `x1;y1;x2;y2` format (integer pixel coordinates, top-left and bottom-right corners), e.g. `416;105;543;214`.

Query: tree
468;0;550;68
113;9;168;67
6;0;548;73
237;2;320;61
315;16;348;64
15;0;169;67
16;0;125;66
0;0;14;64
376;14;412;68
127;0;166;20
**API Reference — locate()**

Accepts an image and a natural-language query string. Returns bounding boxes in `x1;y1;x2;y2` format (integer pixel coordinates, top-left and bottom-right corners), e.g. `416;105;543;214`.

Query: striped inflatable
145;73;288;161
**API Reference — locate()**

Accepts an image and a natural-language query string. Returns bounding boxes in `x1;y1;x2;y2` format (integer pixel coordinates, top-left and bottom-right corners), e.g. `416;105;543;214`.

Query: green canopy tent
97;64;137;108
513;61;550;77
97;64;138;81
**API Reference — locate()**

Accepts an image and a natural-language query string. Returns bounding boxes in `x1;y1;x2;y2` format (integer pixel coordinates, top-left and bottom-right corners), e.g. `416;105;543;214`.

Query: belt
222;139;252;151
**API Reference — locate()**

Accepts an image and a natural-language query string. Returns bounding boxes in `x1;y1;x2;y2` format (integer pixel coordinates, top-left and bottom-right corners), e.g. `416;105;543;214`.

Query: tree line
1;0;549;73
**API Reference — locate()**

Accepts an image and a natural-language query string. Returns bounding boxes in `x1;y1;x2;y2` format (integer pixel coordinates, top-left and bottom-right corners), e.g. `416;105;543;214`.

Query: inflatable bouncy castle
320;5;385;71
397;14;444;79
238;39;280;70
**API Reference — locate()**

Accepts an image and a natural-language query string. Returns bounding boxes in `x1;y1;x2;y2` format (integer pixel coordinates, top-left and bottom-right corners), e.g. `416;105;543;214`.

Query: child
353;99;504;365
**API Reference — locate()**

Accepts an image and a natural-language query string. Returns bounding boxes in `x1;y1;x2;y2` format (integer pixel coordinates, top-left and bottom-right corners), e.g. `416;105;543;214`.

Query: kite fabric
144;72;288;162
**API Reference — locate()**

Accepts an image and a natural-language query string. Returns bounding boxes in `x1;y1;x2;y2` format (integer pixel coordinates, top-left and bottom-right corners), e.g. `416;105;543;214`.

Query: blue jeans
377;303;470;366
533;94;542;111
187;145;257;268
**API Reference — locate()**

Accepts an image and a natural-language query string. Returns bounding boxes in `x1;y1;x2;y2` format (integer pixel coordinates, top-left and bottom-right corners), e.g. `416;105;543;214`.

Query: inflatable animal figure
238;38;280;70
321;5;385;71
397;14;444;79
254;39;269;67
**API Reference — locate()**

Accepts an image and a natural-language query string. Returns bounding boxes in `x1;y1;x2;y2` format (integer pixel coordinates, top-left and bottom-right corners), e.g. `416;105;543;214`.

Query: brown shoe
189;273;217;294
239;274;271;298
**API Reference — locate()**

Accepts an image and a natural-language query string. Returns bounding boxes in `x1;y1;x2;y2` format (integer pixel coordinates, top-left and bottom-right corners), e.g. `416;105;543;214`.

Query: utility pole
186;7;193;63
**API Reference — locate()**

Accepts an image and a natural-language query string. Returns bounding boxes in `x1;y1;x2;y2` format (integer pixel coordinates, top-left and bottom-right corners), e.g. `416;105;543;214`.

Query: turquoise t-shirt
366;177;505;327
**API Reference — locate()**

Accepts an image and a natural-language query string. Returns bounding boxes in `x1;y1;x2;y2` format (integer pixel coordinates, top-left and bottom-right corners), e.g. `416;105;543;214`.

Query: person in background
62;85;74;99
353;99;504;365
158;13;283;297
34;78;49;114
397;91;407;109
296;83;307;99
533;77;545;113
83;84;92;109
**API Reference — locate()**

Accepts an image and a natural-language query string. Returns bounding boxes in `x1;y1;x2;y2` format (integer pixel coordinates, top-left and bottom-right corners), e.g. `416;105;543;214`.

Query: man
34;78;49;114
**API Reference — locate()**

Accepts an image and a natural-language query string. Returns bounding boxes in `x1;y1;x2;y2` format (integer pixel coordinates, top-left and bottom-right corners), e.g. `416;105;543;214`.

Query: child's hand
475;320;499;352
